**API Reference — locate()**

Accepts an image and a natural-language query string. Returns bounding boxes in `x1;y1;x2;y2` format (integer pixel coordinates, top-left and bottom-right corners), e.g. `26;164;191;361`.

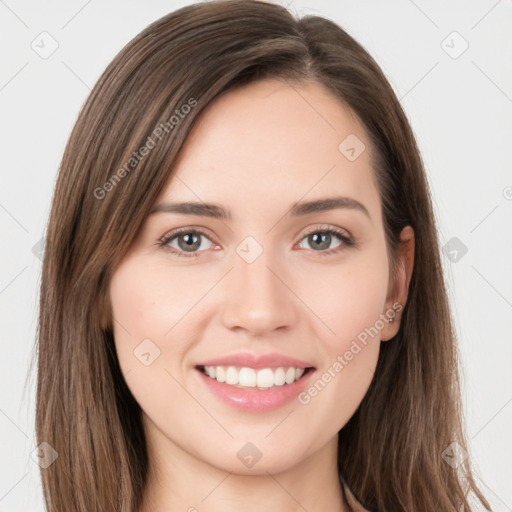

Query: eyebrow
149;196;370;220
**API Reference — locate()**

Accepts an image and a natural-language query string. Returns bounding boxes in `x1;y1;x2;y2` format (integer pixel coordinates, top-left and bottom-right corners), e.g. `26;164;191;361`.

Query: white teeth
256;368;274;388
203;365;308;388
216;366;225;383
274;367;286;386
239;367;256;387
225;366;239;385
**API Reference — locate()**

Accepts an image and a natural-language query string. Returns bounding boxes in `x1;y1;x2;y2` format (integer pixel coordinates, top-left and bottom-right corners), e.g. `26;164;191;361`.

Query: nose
220;247;298;336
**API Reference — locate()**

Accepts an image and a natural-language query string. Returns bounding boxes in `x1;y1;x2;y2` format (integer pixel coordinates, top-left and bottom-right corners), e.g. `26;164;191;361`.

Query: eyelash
157;225;355;259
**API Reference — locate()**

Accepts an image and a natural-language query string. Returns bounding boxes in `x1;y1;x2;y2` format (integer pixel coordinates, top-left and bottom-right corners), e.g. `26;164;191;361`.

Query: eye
158;225;354;259
296;226;354;256
158;227;216;258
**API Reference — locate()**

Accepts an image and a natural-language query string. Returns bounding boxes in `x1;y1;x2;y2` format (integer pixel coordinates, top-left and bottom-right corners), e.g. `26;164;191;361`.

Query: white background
1;0;511;510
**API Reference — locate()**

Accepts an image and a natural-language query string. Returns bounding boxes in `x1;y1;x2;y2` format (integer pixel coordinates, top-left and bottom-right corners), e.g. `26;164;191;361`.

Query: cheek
109;257;191;377
291;262;388;436
295;252;388;409
109;255;211;353
109;257;203;423
302;254;390;354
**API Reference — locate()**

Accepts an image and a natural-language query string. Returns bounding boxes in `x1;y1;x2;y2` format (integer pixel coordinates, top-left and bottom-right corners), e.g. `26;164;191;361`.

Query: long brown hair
34;1;491;510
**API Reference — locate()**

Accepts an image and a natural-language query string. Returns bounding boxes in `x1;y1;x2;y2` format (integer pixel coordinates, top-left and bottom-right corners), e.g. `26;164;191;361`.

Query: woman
35;1;492;510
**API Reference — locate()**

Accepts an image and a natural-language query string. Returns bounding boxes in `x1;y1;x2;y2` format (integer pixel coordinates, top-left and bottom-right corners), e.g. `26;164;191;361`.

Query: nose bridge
220;235;297;334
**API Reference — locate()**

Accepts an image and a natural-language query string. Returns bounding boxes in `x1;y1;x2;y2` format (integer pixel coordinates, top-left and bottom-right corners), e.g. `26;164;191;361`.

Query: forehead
157;78;381;223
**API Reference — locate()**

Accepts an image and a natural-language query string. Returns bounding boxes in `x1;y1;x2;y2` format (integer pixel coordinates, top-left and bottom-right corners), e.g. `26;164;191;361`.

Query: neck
138;421;348;512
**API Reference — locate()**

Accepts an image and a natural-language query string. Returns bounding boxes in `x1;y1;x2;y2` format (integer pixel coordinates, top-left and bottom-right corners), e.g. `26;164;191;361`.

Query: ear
380;225;415;341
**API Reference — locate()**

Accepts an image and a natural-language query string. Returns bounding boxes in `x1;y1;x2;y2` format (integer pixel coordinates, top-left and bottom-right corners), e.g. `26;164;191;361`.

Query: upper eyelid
159;226;218;245
299;223;351;237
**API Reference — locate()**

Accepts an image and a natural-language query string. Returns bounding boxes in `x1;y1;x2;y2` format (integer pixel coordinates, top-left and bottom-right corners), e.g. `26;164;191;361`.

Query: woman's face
110;78;404;475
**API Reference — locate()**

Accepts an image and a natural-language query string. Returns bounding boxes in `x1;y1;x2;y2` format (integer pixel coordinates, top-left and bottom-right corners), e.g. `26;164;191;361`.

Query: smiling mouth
197;365;314;390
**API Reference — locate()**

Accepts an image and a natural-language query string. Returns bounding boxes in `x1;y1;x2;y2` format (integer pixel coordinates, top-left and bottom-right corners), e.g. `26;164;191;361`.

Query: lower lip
196;368;314;412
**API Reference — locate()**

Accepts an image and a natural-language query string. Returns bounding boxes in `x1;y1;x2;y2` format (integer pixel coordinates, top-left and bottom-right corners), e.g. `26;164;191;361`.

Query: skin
109;78;414;512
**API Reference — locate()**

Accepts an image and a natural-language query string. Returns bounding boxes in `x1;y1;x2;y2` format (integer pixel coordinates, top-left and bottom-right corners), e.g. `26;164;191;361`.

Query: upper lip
196;352;314;370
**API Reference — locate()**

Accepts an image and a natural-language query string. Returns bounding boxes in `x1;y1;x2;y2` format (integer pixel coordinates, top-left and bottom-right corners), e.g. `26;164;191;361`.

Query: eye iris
178;233;201;252
309;232;331;250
